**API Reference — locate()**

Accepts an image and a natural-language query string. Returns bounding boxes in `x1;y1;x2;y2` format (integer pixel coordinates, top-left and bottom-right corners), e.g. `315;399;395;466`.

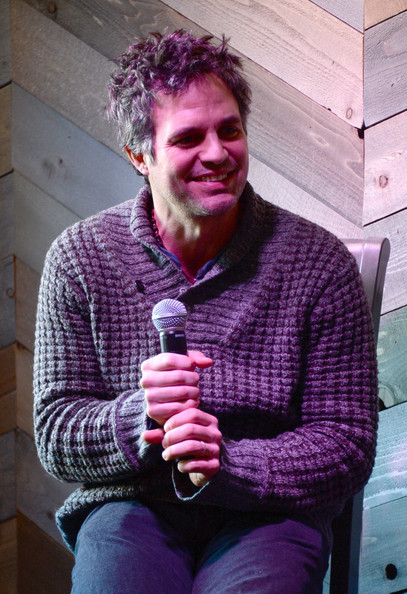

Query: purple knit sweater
33;184;378;551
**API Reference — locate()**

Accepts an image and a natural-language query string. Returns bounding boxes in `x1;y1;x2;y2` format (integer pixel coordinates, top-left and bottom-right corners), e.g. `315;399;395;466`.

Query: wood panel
364;11;407;127
310;0;363;32
365;0;407;29
0;518;17;594
0;344;15;397
18;513;73;594
0;392;16;436
162;0;363;127
364;110;407;224
0;84;12;177
15;430;79;545
248;155;362;239
0;431;15;522
12;84;143;220
12;0;364;225
0;0;11;88
15;344;34;437
365;209;407;314
14;173;81;276
0;255;15;349
15;259;40;353
0;173;14;260
377;306;407;408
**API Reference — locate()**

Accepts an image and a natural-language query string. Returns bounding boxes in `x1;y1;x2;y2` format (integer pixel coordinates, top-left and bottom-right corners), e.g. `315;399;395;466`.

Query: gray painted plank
365;11;407;127
15;258;40;354
365;208;407;314
15;344;34;438
14;173;81;275
0;0;11;87
0;84;11;177
0;431;15;522
12;0;364;225
15;429;79;546
377;306;407;408
0;255;15;349
309;0;363;32
0;173;14;260
12;84;143;220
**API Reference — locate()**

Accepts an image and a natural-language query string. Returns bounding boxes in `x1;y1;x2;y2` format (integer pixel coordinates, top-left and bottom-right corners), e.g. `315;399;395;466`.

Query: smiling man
34;31;378;593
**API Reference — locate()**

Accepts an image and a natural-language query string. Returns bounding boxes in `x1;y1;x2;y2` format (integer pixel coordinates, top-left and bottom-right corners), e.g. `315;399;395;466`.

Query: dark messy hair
106;30;251;162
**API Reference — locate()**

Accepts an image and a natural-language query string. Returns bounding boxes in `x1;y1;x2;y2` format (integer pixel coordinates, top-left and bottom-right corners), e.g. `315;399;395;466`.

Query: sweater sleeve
33;239;159;484
171;241;378;515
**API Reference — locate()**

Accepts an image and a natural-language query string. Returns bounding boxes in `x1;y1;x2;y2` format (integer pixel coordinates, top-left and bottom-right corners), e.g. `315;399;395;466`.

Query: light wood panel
310;0;363;32
364;110;407;224
0;518;17;594
364;11;407;127
15;259;40;353
0;0;11;87
13;84;143;220
365;209;407;314
0;431;15;522
248;155;362;238
15;344;34;438
18;512;73;594
377;306;407;408
162;0;364;127
0;84;12;177
365;0;407;29
0;173;14;260
14;173;81;276
16;430;79;545
0;255;15;349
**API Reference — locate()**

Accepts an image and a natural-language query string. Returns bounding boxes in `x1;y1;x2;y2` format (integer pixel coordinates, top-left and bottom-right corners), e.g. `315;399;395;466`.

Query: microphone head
152;299;187;331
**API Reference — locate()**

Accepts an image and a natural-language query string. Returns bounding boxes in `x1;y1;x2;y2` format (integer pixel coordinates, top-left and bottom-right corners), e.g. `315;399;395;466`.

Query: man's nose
199;134;228;164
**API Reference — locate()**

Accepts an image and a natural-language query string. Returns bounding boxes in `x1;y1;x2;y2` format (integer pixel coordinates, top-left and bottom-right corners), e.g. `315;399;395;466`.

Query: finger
140;369;200;389
187;351;213;369
144;385;200;403
147;399;200;426
163;408;219;433
177;457;220;477
141;352;197;373
142;428;165;444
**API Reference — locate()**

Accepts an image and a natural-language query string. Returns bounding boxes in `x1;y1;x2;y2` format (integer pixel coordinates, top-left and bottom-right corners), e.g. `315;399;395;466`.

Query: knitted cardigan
33;183;378;552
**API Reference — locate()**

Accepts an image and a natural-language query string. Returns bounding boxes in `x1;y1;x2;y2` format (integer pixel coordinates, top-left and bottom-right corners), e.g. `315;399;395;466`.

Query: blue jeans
71;500;330;593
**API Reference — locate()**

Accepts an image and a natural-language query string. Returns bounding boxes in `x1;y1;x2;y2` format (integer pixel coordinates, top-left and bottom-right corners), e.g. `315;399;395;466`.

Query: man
34;30;378;593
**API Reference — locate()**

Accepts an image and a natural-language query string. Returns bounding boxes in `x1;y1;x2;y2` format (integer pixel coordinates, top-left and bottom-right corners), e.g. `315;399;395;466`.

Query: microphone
152;299;188;355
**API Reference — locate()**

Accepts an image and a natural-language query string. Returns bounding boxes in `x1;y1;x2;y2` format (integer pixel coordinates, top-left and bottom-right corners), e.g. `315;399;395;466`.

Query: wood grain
377;306;407;408
15;344;34;438
14;173;81;276
364;11;407;127
0;84;12;177
0;518;17;594
15;259;40;353
0;344;15;397
15;430;79;545
0;255;15;349
0;392;16;436
364;110;407;224
0;0;11;87
365;0;407;29
309;0;363;32
13;84;143;220
13;0;364;224
365;208;407;314
0;431;16;522
161;0;364;127
0;173;14;260
18;512;74;594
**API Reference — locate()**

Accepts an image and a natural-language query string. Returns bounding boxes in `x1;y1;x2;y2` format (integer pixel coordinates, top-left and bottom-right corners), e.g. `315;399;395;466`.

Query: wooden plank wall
1;0;406;591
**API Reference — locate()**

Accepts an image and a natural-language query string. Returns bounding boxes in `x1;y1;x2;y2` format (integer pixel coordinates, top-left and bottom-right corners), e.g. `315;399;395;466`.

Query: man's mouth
193;172;229;182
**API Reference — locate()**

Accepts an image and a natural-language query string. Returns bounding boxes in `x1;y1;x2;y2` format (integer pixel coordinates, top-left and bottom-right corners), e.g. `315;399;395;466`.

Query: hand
161;407;222;486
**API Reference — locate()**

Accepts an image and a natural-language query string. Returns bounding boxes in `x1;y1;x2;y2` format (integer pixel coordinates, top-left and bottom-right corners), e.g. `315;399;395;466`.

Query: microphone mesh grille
152;299;187;330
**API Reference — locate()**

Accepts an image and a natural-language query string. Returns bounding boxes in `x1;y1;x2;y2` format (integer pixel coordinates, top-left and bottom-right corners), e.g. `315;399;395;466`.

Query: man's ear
125;147;150;176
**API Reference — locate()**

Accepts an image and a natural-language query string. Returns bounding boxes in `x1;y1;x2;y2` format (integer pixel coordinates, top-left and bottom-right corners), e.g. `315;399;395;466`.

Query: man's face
136;75;249;223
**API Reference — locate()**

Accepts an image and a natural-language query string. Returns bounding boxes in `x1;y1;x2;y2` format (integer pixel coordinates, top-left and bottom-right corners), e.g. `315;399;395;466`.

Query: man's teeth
195;173;228;182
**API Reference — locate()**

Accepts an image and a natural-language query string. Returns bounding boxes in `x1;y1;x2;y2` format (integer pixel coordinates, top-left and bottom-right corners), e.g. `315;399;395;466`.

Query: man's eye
175;135;199;147
220;126;240;139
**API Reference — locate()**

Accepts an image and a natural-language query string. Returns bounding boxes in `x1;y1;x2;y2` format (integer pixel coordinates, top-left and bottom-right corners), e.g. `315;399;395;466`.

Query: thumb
187;350;213;369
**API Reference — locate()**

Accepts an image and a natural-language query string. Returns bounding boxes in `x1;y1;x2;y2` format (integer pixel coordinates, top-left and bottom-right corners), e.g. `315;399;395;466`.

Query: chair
328;237;391;594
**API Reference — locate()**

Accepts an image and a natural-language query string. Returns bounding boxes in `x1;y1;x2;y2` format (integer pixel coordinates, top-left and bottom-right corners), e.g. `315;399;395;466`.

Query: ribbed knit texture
33;183;378;552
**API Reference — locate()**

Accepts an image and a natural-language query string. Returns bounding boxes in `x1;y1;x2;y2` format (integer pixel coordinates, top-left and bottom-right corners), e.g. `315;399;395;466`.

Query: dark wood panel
0;84;11;177
12;0;364;224
13;85;143;220
0;344;16;397
365;11;407;127
0;431;16;522
0;0;11;87
15;430;79;545
0;517;17;594
0;391;16;436
0;255;15;349
15;258;40;353
18;512;74;594
16;344;34;438
0;173;14;260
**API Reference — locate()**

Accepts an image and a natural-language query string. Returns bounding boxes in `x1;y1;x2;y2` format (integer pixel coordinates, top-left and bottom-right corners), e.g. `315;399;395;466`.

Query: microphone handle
159;329;187;355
